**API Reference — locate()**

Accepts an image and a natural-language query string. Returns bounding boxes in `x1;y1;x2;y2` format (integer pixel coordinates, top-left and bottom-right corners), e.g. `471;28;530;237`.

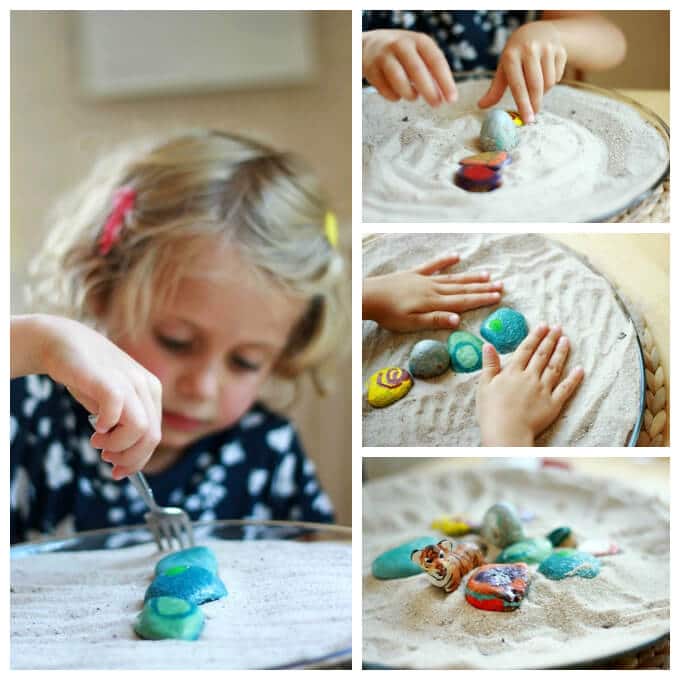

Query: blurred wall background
11;10;352;524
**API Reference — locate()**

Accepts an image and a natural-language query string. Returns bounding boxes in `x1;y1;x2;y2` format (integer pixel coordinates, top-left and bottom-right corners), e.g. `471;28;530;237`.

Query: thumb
478;67;508;109
414;311;460;330
480;343;501;385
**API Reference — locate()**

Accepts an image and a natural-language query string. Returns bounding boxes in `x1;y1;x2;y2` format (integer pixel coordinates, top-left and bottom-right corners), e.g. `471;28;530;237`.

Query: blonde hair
29;130;348;392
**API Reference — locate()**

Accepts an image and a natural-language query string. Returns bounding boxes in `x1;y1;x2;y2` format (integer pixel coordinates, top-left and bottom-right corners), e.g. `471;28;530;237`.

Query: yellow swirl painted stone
367;367;413;408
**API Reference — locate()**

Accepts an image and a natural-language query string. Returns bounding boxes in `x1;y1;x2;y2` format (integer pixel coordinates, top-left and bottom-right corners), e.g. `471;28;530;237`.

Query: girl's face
107;246;307;455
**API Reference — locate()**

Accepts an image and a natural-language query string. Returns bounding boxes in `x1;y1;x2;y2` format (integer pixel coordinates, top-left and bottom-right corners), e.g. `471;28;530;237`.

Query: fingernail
493;281;503;288
551;324;562;332
481;271;489;278
492;291;501;298
448;313;460;325
526;112;536;124
558;336;569;345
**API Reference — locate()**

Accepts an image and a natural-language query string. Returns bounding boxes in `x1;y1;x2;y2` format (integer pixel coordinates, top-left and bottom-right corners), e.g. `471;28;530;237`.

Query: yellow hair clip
324;211;339;249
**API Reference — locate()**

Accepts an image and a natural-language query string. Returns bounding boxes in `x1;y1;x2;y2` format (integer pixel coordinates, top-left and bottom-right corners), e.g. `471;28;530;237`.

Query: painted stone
454;165;502;192
578;539;621;557
155;546;219;577
431;515;479;536
480;109;519;152
480;502;525;548
480;307;528;353
134;596;205;641
411;540;485;593
546;527;576;548
506;110;524;126
372;536;439;580
144;565;228;606
465;563;530;611
538;549;601;580
366;367;414;408
497;537;553;565
408;340;450;379
459;150;511;171
447;331;484;373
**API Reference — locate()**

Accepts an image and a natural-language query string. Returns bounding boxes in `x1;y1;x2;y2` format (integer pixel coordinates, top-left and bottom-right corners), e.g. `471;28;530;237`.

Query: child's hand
478;21;567;124
362;29;458;107
35;315;162;479
363;254;503;332
476;323;584;446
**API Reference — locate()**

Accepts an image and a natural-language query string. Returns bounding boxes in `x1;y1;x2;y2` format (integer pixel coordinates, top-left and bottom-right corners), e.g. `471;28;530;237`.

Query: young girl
362;10;626;124
10;130;347;543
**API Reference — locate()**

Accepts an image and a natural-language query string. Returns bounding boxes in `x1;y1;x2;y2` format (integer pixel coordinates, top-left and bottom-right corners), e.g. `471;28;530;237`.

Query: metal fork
89;415;194;551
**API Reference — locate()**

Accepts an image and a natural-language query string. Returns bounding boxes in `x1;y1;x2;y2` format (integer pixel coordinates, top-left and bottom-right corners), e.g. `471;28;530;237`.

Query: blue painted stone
538;549;601;580
497;537;553;565
134;596;205;641
480;110;519;152
155;546;219;577
144;565;227;605
372;536;439;579
447;331;483;372
408;340;450;378
480;307;528;353
480;502;525;548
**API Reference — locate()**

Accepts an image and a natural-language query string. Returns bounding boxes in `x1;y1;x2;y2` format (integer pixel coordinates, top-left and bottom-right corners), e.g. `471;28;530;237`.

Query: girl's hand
476;323;584;446
15;314;162;480
478;21;567;124
363;254;503;332
362;29;457;107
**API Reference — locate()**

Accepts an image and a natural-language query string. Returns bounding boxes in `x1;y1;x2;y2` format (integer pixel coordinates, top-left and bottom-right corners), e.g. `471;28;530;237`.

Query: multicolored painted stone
134;596;205;641
578;539;621;557
408;340;450;378
371;536;439;580
480;109;519;152
454;165;502;192
458;150;511;171
366;367;414;408
480;307;528;353
497;537;553;565
465;563;530;611
447;331;484;372
155;546;219;577
480;502;525;548
144;565;228;605
506;110;524;126
546;527;576;548
431;515;479;536
538;549;601;580
411;540;485;593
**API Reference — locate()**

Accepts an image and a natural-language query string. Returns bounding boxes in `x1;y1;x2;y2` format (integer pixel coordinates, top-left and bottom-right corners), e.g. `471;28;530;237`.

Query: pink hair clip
98;186;136;256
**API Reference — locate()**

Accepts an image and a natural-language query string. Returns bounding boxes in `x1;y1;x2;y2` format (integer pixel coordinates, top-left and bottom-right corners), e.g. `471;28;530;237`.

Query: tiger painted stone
410;539;485;593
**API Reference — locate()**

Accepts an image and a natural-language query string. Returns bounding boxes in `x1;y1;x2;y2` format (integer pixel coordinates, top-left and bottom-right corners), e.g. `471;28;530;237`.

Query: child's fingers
555;48;567;83
541;335;570;390
436;291;502;312
413;253;460;275
541;50;557;91
90;400;149;453
370;67;401;102
382;55;417;100
511;322;549;370
504;54;535;123
551;366;585;409
412;311;460;330
398;45;442;106
417;39;457;103
434;281;503;296
523;53;544;114
477;67;508;108
526;324;562;375
479;343;502;385
432;271;490;284
101;429;159;480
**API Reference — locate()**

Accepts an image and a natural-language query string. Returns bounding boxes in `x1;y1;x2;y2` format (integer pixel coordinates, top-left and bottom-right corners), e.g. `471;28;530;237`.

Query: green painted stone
447;331;484;373
546;526;573;547
497;537;553;565
134;596;205;641
155;546;219;577
372;536;439;579
538;549;601;580
480;307;528;354
145;565;227;605
481;502;525;548
408;340;450;378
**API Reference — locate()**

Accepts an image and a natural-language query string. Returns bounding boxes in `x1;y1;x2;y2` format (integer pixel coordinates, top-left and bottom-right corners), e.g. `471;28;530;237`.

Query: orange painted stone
465;563;530;611
459;150;511;171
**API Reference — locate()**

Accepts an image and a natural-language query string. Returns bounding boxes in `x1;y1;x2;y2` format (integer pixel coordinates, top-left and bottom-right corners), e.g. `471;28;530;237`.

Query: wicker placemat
595;635;670;669
608;180;670;223
637;326;668;446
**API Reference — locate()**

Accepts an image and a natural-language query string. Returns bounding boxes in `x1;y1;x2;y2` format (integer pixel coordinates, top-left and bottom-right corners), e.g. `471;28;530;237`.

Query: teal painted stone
408;340;450;378
480;109;519;152
134;596;205;641
480;502;525;548
144;565;227;605
155;546;219;577
538;549;601;580
372;536;439;579
497;537;553;565
546;527;574;548
480;307;528;354
447;331;484;373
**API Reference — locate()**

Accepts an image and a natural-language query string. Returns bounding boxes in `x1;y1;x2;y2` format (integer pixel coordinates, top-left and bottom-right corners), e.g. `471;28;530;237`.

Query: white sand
363;79;668;222
363;464;670;669
11;538;351;669
362;233;641;447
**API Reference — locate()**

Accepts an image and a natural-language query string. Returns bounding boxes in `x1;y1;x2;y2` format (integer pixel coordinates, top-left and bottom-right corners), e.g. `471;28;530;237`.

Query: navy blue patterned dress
363;10;540;72
10;375;334;544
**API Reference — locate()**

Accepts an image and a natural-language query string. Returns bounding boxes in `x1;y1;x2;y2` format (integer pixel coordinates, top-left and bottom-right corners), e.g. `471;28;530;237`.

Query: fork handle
129;472;160;512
